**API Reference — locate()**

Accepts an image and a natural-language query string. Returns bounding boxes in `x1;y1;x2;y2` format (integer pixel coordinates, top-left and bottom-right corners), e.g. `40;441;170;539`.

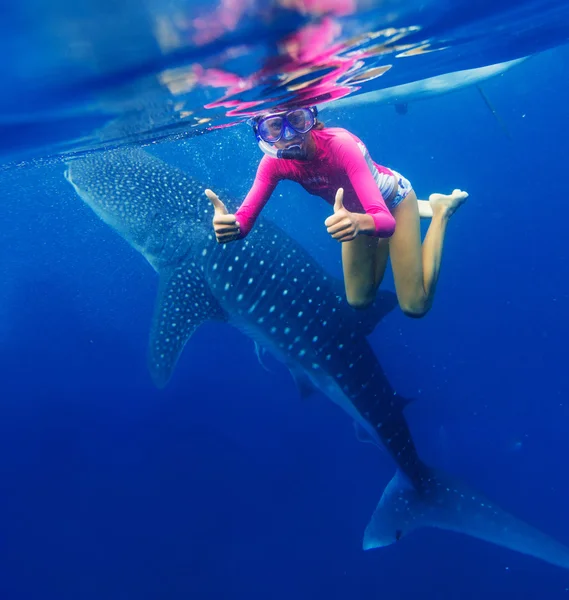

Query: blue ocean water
1;1;569;598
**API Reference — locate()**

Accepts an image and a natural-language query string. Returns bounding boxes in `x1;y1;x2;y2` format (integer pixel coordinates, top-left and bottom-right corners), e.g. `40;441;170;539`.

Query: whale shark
64;147;569;570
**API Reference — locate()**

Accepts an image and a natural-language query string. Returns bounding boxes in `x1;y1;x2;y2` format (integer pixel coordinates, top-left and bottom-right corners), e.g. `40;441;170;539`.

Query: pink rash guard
235;127;397;238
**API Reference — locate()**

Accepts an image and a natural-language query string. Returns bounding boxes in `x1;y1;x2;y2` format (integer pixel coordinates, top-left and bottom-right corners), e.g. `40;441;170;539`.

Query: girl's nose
283;124;296;140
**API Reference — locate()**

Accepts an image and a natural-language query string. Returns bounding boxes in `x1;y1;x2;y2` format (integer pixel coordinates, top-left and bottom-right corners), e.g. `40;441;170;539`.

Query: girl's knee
346;287;376;310
348;295;374;310
400;299;431;318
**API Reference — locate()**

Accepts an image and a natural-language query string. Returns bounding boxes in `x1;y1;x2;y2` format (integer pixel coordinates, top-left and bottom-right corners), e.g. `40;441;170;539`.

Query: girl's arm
333;136;396;237
235;157;280;237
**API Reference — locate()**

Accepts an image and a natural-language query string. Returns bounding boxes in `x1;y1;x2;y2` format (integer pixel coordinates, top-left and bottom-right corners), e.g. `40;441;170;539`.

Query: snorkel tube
257;138;308;160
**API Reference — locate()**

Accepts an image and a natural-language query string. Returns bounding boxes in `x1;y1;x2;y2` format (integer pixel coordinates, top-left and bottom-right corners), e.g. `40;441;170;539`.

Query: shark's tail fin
364;469;569;570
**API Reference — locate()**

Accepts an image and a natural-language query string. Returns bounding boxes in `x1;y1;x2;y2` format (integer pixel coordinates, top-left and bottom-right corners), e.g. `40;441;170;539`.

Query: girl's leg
388;188;467;317
341;235;388;309
374;239;390;287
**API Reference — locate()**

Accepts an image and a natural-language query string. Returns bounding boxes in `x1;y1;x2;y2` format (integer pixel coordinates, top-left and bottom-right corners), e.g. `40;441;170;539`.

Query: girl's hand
205;189;241;243
324;188;361;242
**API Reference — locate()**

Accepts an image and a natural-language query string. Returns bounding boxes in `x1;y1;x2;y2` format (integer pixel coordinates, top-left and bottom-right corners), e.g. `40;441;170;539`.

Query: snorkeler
205;107;467;317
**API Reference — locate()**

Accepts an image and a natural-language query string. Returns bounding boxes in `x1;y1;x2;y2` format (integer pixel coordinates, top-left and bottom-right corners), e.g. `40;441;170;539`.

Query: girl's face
256;108;317;156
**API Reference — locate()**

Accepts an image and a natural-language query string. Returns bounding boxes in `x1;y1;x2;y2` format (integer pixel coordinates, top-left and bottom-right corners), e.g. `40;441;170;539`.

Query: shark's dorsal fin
326;271;398;336
147;265;225;387
350;290;398;336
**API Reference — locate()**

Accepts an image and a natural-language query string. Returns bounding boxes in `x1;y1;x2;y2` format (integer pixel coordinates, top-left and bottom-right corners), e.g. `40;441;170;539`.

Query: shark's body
65;148;569;569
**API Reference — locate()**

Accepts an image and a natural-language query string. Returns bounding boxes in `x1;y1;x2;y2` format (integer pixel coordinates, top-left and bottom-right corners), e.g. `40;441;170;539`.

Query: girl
206;106;467;317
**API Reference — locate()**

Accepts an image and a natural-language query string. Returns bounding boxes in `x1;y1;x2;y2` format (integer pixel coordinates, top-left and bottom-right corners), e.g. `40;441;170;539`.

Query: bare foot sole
429;189;469;218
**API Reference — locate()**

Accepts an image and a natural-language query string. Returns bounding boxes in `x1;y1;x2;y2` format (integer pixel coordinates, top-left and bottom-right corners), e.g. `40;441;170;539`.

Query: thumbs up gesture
205;188;241;243
324;188;361;242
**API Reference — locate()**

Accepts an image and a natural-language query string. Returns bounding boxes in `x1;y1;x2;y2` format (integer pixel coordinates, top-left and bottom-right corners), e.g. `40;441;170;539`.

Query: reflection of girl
206;107;467;317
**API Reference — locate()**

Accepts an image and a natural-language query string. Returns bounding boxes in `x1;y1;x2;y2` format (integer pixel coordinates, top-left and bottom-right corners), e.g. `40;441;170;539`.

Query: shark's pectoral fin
364;469;569;570
148;266;225;387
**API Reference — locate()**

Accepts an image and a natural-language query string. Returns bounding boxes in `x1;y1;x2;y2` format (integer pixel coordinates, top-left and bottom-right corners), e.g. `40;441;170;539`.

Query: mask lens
287;108;314;133
258;115;284;143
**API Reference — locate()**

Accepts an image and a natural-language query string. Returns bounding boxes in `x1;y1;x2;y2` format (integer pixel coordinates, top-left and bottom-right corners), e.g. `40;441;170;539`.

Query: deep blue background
1;46;569;599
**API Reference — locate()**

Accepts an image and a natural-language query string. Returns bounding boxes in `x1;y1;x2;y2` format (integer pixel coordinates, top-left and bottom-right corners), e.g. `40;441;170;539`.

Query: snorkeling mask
249;107;318;160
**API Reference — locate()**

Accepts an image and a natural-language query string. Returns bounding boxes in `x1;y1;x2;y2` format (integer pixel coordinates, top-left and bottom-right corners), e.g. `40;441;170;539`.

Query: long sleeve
235;157;281;237
333;136;396;237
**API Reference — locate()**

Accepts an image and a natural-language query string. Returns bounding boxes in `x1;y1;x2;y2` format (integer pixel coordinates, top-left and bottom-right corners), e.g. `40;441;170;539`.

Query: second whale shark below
322;58;527;112
64;147;569;570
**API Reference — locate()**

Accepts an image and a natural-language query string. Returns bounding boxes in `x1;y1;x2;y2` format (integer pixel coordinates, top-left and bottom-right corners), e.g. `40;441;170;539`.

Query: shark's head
64;148;211;270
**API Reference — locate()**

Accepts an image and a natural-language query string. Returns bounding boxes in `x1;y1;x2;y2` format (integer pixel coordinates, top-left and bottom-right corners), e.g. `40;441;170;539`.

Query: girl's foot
429;189;469;219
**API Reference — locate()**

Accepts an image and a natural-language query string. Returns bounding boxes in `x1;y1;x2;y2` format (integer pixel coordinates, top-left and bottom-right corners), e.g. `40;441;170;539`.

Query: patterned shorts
388;170;413;211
